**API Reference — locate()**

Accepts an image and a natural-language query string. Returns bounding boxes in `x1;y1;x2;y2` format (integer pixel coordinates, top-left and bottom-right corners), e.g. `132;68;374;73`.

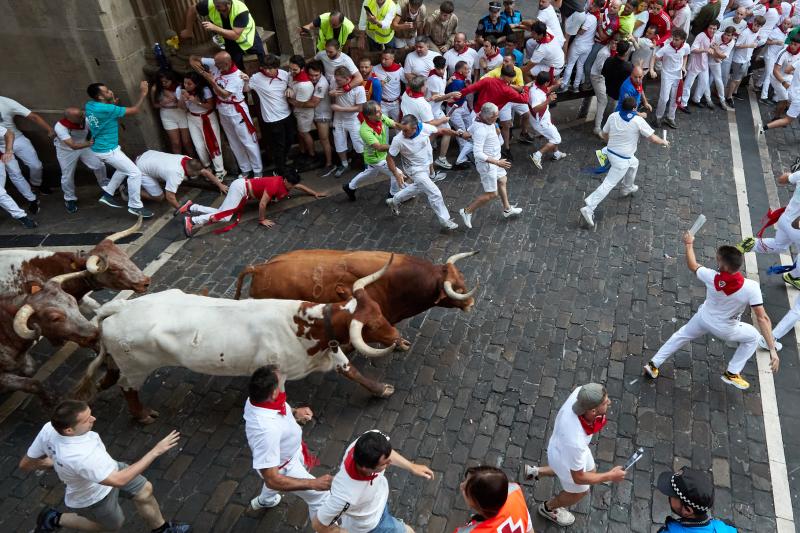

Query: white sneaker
435;156;453;169
431;171;447;182
385;197;400;215
758;336;783;351
580;206;595;227
529;152;543;169
538;503;576;526
621;185;639;197
522;464;539;481
757;123;765;135
459;208;473;228
251;494;281;510
552;152;567;161
503;206;522;218
440;218;459;230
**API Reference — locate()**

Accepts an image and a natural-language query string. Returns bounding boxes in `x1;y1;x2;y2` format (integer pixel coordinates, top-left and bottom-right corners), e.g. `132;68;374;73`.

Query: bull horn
348;320;395;357
13;304;39;340
85;255;108;274
50;271;92;285
446;251;479;265
105;215;143;243
352;254;394;293
443;277;480;301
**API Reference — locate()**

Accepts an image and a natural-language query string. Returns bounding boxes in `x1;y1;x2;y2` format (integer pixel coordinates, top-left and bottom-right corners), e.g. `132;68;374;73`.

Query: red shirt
458;77;529;114
650;9;672;46
247;176;289;201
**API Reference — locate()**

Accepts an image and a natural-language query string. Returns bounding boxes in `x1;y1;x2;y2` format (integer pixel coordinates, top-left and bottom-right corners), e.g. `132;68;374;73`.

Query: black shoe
702;101;715;109
64;200;78;214
688;100;700;107
28;199;40;215
501;148;511;160
759;97;775;106
35;507;61;533
725;98;735;107
342;183;356;201
663;118;677;129
678;106;691;114
733;92;745;101
452;161;471;170
35;184;53;195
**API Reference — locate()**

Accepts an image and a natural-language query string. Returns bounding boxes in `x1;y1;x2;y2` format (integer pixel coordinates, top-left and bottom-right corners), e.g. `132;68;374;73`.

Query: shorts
530;118;561;144
70;462;148;530
294;109;316;133
547;450;594;494
499;102;530;122
314;115;332;123
368;504;406;533
477;161;506;193
160;107;188;130
788;97;800;118
730;62;748;82
772;81;789;102
565;11;587;36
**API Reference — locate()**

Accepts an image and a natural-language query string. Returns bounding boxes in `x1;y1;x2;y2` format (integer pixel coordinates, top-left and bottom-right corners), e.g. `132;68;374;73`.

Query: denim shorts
369;504;406;533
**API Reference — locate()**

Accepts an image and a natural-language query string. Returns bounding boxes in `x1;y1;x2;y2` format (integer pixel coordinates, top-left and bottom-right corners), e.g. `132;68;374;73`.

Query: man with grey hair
458;102;521;229
386;114;463;229
342;101;398;201
522;383;627;527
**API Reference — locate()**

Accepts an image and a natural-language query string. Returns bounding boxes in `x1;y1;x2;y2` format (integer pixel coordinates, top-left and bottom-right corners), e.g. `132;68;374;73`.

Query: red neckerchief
788;45;800;55
293;70;310;83
610;48;619;57
259;68;280;81
344;447;379;483
428;69;442;77
774;3;783;14
452;72;467;81
341;83;353;92
485;48;501;60
536;32;555;44
457;45;472;55
58;118;84;130
360;115;384;134
578;414;608;435
383;62;402;72
406;88;425;98
670;41;684;51
705;27;715;39
747;22;758;32
714;271;745;295
630;77;643;93
179;157;192;175
250;392;287;415
220;64;239;76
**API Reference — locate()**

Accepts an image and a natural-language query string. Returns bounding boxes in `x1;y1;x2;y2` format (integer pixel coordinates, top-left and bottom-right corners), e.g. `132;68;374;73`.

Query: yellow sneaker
643;361;659;378
721;371;750;390
783;273;800;290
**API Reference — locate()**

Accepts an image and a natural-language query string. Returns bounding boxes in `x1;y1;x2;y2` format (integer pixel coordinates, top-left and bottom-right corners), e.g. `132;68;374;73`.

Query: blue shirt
364;76;383;103
615;77;642;112
500;47;524;67
476;15;512;38
500;9;522;25
658;517;737;533
445;78;468;107
85;100;126;153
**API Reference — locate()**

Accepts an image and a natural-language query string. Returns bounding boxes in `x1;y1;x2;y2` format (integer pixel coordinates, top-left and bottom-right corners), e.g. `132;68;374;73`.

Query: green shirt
618;11;636;36
360;115;395;165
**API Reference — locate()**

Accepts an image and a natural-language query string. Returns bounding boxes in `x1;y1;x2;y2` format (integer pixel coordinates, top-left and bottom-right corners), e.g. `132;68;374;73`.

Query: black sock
152;522;169;533
763;124;769;130
53;511;62;528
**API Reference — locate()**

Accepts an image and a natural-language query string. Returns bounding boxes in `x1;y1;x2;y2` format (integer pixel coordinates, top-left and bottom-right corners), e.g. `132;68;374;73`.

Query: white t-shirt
250;69;292;123
603;112;654;157
761;6;782;36
314;51;359;84
175;86;214;115
687;31;712;73
574;14;600;49
633;11;650;38
53;121;90;151
475;49;504;77
388;122;437;171
791;60;800;98
243;398;303;470
528;85;552;123
315;439;390;533
720;16;747;37
695;266;763;326
468;119;502;167
591;45;613;77
530;40;566;74
443;47;480;78
730;28;761;63
426;74;446;117
372;64;406;102
655;42;690;78
0;125;8;153
400;92;434;122
775;48;800;85
136;150;188;193
333;85;367;124
27;423;117;508
404;49;442;78
536;6;566;45
631;37;656;69
709;35;735;64
201;57;246;117
764;27;788;62
672;5;692;35
546;388;594;481
312;76;333;120
0;96;32;136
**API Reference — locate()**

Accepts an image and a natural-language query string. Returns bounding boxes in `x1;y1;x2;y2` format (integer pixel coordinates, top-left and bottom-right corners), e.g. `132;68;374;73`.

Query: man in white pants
651;28;690;129
457;103;522;230
644;232;780;390
85;81;153;218
0;125;38;228
0;95;54;194
189;52;263;178
342;101;399;201
385;115;461;229
244;366;332;518
54;107;108;213
527;72;567;169
581;97;669;228
331;66;367;178
680;22;717;110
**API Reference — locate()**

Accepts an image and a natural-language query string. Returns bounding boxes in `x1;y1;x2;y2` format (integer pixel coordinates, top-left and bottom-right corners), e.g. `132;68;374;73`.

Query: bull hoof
395;339;412;351
375;384;395;398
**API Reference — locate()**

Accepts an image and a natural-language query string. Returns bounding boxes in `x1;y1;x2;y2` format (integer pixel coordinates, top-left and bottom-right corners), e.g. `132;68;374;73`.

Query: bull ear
29;284;42;295
335;284;352;300
433;282;447;304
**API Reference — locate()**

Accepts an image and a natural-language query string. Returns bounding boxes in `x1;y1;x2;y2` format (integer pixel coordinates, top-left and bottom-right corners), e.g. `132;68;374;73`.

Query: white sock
554;150;564;157
533;151;542;159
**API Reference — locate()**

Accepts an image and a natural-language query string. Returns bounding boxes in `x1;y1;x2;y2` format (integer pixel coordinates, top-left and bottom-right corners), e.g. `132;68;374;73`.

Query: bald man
54;107;108;213
615;66;652;114
190;51;263;178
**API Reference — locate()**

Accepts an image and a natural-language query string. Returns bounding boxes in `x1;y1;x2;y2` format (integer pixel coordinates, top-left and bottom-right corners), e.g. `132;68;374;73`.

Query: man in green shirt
342;101;398;201
618;0;638;37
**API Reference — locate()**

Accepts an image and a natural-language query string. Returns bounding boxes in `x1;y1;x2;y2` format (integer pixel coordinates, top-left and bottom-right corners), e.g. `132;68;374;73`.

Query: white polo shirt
136;150;187;193
404;49;442;78
243;398;303;470
400;92;434;122
315;439;390;533
602;112;654;157
175;86;214;115
0;96;32;136
529;39;566;75
249;69;292;123
314;51;359;84
443;47;480;78
467;120;501;163
27;422;117;509
312;76;333;120
546;387;595;483
475;49;504;77
696;267;763;326
372;64;406;102
654;42;690;79
333;86;367;125
53;121;90;151
201;58;246;117
388;123;437;171
535;6;566;45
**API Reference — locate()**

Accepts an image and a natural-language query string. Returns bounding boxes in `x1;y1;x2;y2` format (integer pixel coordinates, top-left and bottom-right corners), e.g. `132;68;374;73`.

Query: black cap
656;467;714;513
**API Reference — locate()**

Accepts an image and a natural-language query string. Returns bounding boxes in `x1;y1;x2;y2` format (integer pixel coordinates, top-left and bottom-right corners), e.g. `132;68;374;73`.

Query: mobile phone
363;5;374;15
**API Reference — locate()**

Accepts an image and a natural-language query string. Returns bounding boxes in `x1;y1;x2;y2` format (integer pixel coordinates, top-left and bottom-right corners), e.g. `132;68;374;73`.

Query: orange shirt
454;483;532;533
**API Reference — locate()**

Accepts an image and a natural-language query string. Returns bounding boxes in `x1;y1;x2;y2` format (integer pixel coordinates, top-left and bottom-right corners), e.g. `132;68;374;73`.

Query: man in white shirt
372;49;406;120
0;125;38;228
725;16;765;105
0;95;54;194
527;72;567;169
288;55;317;163
53;107;108;213
680;22;717;109
651;29;690;128
758;18;793;102
534;0;566;47
302;61;336;175
580;96;670;228
443;33;480;78
562;0;603;91
671;0;692;34
765;38;800;120
525;21;566;77
331;66;367;177
475;36;505;79
245;366;332;518
19;400;189;533
403;36;442;81
314;39;364;86
708;27;736;110
250;54;295;173
386;114;462;229
312;430;433;533
190;51;263;178
458;102;522;230
644;233;780;390
522;383;626;527
761;41;800;131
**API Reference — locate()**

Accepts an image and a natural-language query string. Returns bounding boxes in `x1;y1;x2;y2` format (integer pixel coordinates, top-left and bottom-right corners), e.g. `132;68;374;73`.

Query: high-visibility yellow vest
364;0;396;44
207;0;256;50
317;13;355;51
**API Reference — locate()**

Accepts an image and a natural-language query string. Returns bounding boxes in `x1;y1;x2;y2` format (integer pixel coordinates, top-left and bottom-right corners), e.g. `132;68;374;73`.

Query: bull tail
71;344;108;401
234;265;256;300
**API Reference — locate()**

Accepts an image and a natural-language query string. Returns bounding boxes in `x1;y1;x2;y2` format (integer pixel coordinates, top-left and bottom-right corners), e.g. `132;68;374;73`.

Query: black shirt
602;57;633;101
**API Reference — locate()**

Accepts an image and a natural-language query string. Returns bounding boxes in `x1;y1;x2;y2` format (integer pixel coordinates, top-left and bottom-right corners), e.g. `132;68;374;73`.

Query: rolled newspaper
662;129;667;142
688;214;707;236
